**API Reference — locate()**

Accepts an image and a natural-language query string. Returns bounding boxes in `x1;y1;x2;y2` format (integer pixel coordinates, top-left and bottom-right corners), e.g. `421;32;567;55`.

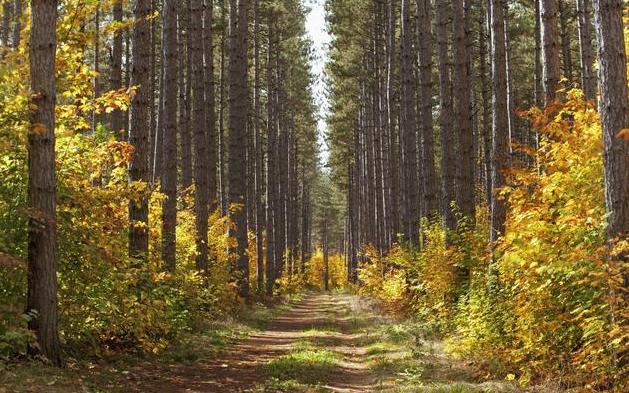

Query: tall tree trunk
576;0;596;102
435;0;456;235
364;76;376;247
92;3;100;135
479;3;492;208
149;0;158;182
417;0;437;219
179;1;193;190
161;0;178;270
154;46;165;182
204;0;218;207
124;26;131;140
323;218;329;291
228;0;250;299
373;2;386;254
540;0;561;104
301;181;309;273
504;3;515;156
27;0;63;367
558;0;573;83
593;0;629;263
534;0;543;108
253;0;264;292
275;47;287;281
453;0;474;221
489;0;509;284
1;1;11;49
110;0;124;138
218;0;227;215
386;0;399;242
191;0;209;270
400;0;419;248
128;0;152;262
11;0;20;48
265;10;277;296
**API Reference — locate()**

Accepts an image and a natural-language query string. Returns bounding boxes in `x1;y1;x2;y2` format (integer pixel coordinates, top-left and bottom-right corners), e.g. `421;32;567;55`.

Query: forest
2;0;629;392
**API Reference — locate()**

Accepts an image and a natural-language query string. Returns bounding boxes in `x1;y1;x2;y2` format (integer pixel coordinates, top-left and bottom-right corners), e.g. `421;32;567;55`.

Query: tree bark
11;0;20;48
228;0;249;299
540;0;561;103
253;0;264;291
110;0;124;138
91;3;100;135
435;0;456;235
27;0;63;367
534;0;543;108
128;0;152;262
218;0;227;215
558;0;573;82
204;0;218;207
386;0;399;242
453;0;474;221
265;10;277;296
489;0;509;283
1;1;11;49
400;0;419;248
417;0;437;219
179;1;193;190
191;0;209;270
161;0;178;270
323;218;329;291
479;3;492;208
576;0;596;102
593;0;629;250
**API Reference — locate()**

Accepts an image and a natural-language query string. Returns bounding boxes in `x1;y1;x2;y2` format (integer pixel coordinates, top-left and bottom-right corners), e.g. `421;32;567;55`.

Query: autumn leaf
31;123;47;134
616;128;629;140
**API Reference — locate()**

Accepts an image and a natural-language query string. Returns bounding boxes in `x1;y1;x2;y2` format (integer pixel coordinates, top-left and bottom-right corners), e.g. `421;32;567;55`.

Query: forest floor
1;292;529;393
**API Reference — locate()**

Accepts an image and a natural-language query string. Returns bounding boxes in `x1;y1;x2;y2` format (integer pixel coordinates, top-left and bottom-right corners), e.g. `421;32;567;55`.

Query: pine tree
27;0;63;366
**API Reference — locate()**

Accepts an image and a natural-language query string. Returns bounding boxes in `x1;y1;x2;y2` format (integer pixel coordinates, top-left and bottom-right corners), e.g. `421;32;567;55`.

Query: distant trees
576;0;596;102
327;0;611;281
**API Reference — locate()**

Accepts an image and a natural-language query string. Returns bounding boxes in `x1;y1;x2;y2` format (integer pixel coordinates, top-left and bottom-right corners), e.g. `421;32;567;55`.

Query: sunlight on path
132;293;383;393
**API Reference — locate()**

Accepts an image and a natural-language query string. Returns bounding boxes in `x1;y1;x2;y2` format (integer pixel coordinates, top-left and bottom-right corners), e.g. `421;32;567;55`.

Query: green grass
301;325;341;337
259;349;339;385
382;382;515;393
292;339;318;351
0;360;128;393
238;294;305;330
254;377;330;392
159;324;236;364
365;340;401;356
0;293;308;393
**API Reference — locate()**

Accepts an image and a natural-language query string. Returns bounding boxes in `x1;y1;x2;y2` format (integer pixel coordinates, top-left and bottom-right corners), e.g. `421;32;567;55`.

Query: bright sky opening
304;0;331;167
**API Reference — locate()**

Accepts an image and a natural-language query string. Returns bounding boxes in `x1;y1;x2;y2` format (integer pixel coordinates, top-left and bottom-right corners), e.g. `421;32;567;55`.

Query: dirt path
131;293;383;393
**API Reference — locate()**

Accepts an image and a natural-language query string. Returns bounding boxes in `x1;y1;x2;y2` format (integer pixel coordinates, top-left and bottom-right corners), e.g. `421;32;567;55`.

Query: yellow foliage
451;90;626;389
306;250;347;291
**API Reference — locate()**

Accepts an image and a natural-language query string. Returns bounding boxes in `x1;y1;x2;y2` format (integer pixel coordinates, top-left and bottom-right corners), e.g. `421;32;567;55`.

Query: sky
304;0;331;167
